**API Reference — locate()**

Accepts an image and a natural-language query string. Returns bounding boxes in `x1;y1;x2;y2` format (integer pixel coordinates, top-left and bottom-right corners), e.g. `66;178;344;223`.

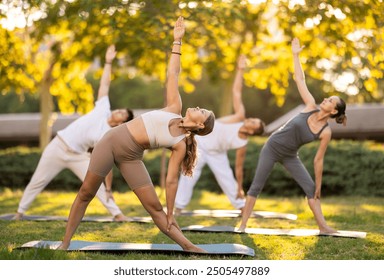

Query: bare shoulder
301;103;318;113
171;137;187;152
319;125;332;141
162;106;181;115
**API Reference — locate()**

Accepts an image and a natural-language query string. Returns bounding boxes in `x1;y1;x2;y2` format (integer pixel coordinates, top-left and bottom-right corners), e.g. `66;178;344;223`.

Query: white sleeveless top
141;110;186;149
197;122;247;154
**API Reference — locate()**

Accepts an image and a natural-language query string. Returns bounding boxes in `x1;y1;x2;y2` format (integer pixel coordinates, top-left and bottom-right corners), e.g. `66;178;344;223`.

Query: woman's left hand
291;37;304;54
167;214;181;232
236;188;245;199
174;16;185;41
106;191;115;203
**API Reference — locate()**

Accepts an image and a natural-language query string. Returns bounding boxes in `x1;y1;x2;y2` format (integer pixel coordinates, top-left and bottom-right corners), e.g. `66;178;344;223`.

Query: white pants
17;136;122;217
175;150;245;210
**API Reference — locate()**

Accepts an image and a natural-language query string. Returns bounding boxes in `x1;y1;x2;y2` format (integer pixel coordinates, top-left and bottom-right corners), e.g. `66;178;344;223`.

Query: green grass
0;187;383;260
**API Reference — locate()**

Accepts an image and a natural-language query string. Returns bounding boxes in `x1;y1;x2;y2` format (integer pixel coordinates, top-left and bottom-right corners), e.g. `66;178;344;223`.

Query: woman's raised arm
164;16;185;114
292;38;316;109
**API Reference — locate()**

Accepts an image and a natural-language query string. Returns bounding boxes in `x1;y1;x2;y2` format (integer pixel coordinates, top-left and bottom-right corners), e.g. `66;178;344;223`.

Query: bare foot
12;213;23;220
57;242;69;250
184;245;207;253
239;207;244;217
236;222;247;233
113;214;131;222
236;226;246;233
319;226;338;234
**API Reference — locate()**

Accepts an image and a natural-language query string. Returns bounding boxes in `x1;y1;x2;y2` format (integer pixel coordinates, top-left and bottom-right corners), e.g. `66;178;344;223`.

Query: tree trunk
219;78;234;117
38;43;60;149
39;80;54;149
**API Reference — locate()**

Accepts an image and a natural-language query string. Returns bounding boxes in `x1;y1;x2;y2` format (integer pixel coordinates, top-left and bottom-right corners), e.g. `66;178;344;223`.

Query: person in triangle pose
175;54;265;215
15;45;133;222
58;16;215;252
238;37;347;233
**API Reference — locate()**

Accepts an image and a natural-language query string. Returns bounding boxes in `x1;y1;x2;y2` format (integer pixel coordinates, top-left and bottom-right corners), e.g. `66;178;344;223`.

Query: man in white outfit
175;55;265;213
14;45;134;221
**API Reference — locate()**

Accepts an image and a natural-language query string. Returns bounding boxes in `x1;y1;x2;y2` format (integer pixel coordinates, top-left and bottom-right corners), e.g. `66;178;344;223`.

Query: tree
1;0;383;148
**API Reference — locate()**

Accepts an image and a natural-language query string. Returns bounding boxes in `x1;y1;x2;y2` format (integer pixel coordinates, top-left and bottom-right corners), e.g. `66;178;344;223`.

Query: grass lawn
0;187;383;260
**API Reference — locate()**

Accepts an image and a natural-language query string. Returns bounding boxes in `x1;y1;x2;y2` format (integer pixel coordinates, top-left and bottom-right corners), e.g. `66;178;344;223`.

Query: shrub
0;139;383;197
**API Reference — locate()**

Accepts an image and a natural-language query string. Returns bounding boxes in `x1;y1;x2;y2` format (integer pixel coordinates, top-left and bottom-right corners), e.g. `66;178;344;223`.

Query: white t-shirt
197;121;247;154
57;96;111;153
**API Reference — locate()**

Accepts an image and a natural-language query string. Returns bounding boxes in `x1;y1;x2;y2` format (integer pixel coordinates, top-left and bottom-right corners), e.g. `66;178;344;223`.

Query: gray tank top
267;109;328;155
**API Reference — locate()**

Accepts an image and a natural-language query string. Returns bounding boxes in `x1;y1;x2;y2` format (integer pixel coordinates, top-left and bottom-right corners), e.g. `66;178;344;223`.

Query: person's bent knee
78;187;96;202
246;187;262;197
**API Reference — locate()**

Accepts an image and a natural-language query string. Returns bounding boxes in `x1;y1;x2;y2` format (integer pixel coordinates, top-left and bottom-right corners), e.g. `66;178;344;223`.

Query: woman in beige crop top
58;17;215;253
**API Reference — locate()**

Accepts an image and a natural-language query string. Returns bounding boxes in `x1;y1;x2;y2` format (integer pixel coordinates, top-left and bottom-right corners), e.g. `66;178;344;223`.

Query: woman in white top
175;55;265;214
14;45;133;222
58;17;215;252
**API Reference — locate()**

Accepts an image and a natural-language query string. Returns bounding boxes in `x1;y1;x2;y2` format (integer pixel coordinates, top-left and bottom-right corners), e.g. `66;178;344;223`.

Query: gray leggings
88;124;153;190
247;143;315;198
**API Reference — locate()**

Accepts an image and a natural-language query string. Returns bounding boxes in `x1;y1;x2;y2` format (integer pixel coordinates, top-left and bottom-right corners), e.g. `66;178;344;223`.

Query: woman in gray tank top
238;37;347;234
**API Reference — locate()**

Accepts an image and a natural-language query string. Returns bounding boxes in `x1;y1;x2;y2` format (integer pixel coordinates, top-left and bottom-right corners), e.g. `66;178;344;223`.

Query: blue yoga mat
18;240;255;256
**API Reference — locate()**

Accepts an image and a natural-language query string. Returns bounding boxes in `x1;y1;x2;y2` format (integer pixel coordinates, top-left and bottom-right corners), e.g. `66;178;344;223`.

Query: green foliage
87;74;165;110
1;0;383;114
1;139;383;197
0;147;82;191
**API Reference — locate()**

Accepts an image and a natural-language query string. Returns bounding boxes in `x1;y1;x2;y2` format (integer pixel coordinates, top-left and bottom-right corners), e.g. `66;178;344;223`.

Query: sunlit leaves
1;0;383;113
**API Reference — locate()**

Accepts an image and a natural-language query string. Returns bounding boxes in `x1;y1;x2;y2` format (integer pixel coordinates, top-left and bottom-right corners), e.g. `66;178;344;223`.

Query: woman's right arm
164;16;185;115
291;38;317;109
97;45;116;101
218;55;247;123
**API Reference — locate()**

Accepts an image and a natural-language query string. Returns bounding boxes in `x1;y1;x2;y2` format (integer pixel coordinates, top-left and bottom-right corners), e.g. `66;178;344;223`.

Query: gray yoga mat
181;225;367;239
176;209;297;220
18;240;255;256
0;213;152;223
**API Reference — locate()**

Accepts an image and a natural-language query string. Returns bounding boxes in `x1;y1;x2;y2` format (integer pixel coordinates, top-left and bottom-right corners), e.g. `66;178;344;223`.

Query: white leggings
175;150;245;210
17;136;123;216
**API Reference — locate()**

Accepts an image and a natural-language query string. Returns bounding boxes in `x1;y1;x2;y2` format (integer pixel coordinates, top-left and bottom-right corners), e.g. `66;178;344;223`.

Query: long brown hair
181;111;215;176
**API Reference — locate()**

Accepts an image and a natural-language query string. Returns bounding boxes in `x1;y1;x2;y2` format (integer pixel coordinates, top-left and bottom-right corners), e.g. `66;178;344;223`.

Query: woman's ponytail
331;97;347;126
181;110;215;176
181;134;198;177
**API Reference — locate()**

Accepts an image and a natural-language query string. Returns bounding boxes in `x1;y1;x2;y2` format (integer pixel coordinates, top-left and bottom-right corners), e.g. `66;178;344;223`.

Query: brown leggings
88;124;153;190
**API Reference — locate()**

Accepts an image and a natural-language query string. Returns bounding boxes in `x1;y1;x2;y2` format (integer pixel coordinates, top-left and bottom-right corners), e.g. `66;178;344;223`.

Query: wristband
173;41;182;45
171;51;181;55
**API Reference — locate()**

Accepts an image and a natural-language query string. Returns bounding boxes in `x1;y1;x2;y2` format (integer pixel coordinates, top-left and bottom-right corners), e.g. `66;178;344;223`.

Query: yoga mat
176;209;297;220
181;225;367;239
18;240;255;256
0;214;152;223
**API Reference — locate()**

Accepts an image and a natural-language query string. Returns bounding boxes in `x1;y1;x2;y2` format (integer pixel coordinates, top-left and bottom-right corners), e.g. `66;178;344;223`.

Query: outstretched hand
174;16;185;41
236;188;245;199
291;37;304;54
105;45;117;63
106;191;115;203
